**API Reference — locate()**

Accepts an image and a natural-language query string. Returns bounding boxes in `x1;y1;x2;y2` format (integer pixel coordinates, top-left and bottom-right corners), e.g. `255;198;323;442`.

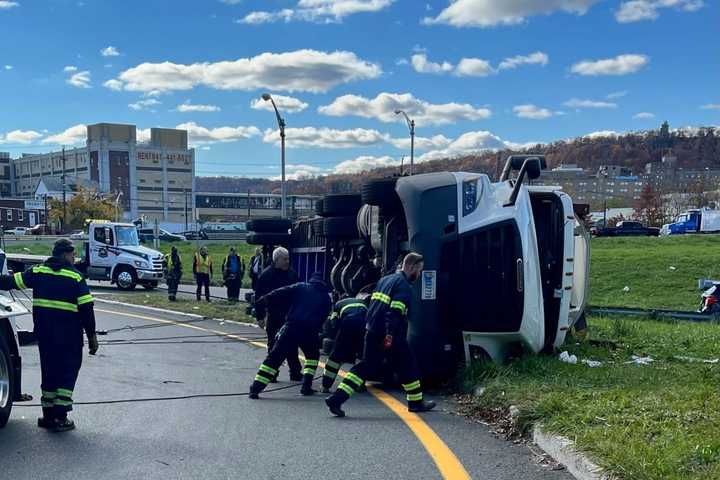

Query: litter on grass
559;351;578;364
626;355;654;365
581;359;602;368
622;286;630;293
674;355;719;364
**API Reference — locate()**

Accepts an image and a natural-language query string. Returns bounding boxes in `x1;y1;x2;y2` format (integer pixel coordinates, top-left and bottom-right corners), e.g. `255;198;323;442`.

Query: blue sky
0;0;718;178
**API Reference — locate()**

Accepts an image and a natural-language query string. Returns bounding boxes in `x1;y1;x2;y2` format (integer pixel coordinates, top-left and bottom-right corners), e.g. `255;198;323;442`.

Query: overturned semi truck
247;155;590;383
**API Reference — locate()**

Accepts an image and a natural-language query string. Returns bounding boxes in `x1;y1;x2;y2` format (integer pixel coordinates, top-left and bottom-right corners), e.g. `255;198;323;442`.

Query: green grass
589;236;720;311
103;290;257;324
461;315;720;480
4;240;257;287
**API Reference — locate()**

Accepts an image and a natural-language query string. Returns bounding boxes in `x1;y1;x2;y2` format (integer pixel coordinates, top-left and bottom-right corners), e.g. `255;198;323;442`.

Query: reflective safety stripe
42;390;57;398
407;393;423;402
302;367;316;375
77;294;94;305
259;364;278;376
371;292;391;304
13;272;27;290
33;298;78;312
402;380;421;391
390;301;407;315
32;266;82;282
254;374;271;385
325;359;341;370
337;383;355;396
56;388;73;398
54;399;73;406
304;359;319;367
323;370;338;380
340;302;367;316
344;372;364;387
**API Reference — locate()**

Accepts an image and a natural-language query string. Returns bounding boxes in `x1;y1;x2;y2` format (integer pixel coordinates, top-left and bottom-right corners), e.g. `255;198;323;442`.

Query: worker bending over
325;253;435;417
249;272;331;398
321;297;368;393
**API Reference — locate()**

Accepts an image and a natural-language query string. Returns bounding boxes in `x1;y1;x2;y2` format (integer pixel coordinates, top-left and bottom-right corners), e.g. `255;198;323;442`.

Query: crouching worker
325;253;435;417
0;238;98;432
321;297;368;393
249;272;331;399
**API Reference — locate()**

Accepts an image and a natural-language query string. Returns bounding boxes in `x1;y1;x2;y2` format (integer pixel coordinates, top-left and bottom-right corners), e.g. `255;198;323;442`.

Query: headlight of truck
134;260;148;268
462;178;481;216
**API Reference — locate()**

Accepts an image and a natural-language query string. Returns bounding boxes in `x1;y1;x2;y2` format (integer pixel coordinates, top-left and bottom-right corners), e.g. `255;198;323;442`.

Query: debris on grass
674;355;719;364
622;286;630;293
581;359;602;368
559;351;578;364
626;354;654;365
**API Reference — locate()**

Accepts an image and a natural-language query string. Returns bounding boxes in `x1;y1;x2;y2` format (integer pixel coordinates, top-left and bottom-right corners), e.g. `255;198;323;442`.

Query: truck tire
320;194;362;217
361;178;401;210
311;218;325;236
322;216;360;239
115;266;137;290
0;332;14;429
247;218;292;234
246;232;292;246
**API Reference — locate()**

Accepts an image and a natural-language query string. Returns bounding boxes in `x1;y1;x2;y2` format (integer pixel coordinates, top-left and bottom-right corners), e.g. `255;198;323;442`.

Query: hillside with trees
197;124;720;195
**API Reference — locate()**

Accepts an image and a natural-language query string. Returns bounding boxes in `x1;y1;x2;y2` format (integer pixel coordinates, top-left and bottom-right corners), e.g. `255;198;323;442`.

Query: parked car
137;228;187;243
27;224;51;235
3;228;28;236
69;229;87;240
593;221;660;237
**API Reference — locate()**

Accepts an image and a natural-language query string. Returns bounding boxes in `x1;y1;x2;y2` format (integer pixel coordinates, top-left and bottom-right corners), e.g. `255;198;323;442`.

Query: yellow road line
97;306;471;480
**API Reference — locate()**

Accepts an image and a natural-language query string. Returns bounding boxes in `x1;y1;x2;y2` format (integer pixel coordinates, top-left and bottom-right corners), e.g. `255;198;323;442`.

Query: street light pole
262;93;287;219
395;110;415;175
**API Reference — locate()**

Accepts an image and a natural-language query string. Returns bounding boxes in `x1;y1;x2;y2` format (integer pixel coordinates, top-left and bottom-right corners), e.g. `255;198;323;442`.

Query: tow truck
248;155;590;382
6;220;165;290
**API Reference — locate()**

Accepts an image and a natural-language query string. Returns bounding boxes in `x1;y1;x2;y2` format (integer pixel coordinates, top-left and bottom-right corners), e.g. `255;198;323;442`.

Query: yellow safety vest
195;253;212;274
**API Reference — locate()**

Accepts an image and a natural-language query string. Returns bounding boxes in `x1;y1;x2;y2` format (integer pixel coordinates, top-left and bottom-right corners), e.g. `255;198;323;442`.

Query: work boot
408;400;436;413
289;372;303;382
300;376;316;396
38;407;54;429
51;417;75;433
325;396;346;418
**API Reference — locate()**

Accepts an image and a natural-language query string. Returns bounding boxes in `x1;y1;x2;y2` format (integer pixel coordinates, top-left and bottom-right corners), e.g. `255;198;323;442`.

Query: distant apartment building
644;155;720;192
195;192;318;222
0;152;12;197
11;123;195;224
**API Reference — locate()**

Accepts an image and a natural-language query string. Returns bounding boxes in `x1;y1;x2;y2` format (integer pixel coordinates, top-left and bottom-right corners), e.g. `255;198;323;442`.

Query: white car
70;230;87;240
3;228;28;236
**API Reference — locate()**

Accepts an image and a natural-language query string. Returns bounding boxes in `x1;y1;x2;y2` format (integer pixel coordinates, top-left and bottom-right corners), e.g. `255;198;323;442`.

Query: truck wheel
361;178;401;210
320;194;362;217
311;218;325;236
322;216;360;239
246;232;292;246
247;218;292;234
0;333;14;429
115;266;137;290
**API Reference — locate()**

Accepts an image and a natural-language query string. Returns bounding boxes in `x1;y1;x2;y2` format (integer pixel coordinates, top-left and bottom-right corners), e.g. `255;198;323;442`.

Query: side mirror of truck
500;154;547;181
526;158;542;180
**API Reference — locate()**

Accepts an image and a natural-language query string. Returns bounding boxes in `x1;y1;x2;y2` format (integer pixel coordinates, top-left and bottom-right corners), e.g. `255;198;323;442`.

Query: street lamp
395;110;415;175
262;93;288;218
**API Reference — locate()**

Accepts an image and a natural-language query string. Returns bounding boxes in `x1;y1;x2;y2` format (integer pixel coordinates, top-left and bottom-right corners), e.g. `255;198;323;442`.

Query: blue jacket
332;297;368;330
260;273;332;333
366;272;412;336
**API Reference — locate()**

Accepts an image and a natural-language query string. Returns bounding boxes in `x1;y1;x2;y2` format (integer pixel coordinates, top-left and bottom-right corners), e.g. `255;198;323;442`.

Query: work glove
88;334;99;355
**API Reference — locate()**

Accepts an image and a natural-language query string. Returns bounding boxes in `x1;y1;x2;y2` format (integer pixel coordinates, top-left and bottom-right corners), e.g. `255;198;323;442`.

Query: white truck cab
80;221;165;290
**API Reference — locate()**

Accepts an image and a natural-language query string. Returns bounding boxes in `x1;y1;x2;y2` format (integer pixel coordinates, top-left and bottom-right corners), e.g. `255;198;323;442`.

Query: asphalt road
1;302;573;480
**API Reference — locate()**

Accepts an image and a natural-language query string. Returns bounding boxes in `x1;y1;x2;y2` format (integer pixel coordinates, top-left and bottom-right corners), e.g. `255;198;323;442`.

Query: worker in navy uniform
320;296;369;393
164;246;182;301
221;246;245;303
325;253;435;417
0;239;98;432
249;272;332;398
254;247;302;381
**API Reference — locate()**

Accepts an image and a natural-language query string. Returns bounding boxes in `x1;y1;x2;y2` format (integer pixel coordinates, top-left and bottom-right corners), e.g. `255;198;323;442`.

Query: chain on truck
246;155;591;384
6;220;165;291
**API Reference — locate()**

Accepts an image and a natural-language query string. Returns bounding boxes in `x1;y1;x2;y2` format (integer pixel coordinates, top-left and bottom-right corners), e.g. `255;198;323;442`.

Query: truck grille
151;256;164;271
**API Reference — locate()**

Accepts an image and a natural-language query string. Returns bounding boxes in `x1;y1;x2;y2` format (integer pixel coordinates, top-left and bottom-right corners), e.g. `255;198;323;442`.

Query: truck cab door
90;225;115;269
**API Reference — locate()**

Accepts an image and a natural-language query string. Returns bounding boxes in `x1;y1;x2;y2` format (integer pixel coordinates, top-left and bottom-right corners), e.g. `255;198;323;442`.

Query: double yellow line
96;307;472;480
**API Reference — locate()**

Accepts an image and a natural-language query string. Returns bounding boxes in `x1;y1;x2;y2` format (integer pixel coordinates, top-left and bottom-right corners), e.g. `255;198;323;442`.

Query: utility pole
261;93;287;218
247;189;251;220
43;194;48;230
61;147;66;233
394;110;415;175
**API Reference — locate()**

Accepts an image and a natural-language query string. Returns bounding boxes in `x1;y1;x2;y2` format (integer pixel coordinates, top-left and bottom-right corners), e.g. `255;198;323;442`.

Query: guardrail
587;305;719;322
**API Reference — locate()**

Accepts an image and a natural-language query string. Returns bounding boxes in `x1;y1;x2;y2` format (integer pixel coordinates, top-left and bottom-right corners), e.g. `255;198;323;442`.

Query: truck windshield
116;226;139;246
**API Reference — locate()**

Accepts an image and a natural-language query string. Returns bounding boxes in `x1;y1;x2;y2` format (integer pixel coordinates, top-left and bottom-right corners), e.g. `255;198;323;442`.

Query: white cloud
175;102;221;113
607;90;628;99
66;70;91;88
250;94;309;113
129;98;161;111
104;49;381;94
219;0;243;4
513;104;555;119
564;98;618;109
239;0;395;24
418;130;516;162
0;1;19;9
101;46;120;57
263;126;388;149
318;92;492;126
615;0;704;23
4;65;13;70
701;104;720;110
498;51;549;70
42;124;87;145
63;65;78;72
584;130;620;139
0;129;43;145
389;134;452;150
137;128;151;143
633;112;656;119
411;54;454;74
333;155;399;174
176;122;261;145
571;54;649;76
455;57;495;77
423;0;600;27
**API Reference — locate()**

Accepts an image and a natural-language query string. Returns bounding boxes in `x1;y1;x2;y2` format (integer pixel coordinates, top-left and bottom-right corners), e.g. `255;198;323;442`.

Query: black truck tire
361;178;401;210
322;216;360;239
0;332;14;429
246;232;292;246
320;194;362;217
247;218;291;233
